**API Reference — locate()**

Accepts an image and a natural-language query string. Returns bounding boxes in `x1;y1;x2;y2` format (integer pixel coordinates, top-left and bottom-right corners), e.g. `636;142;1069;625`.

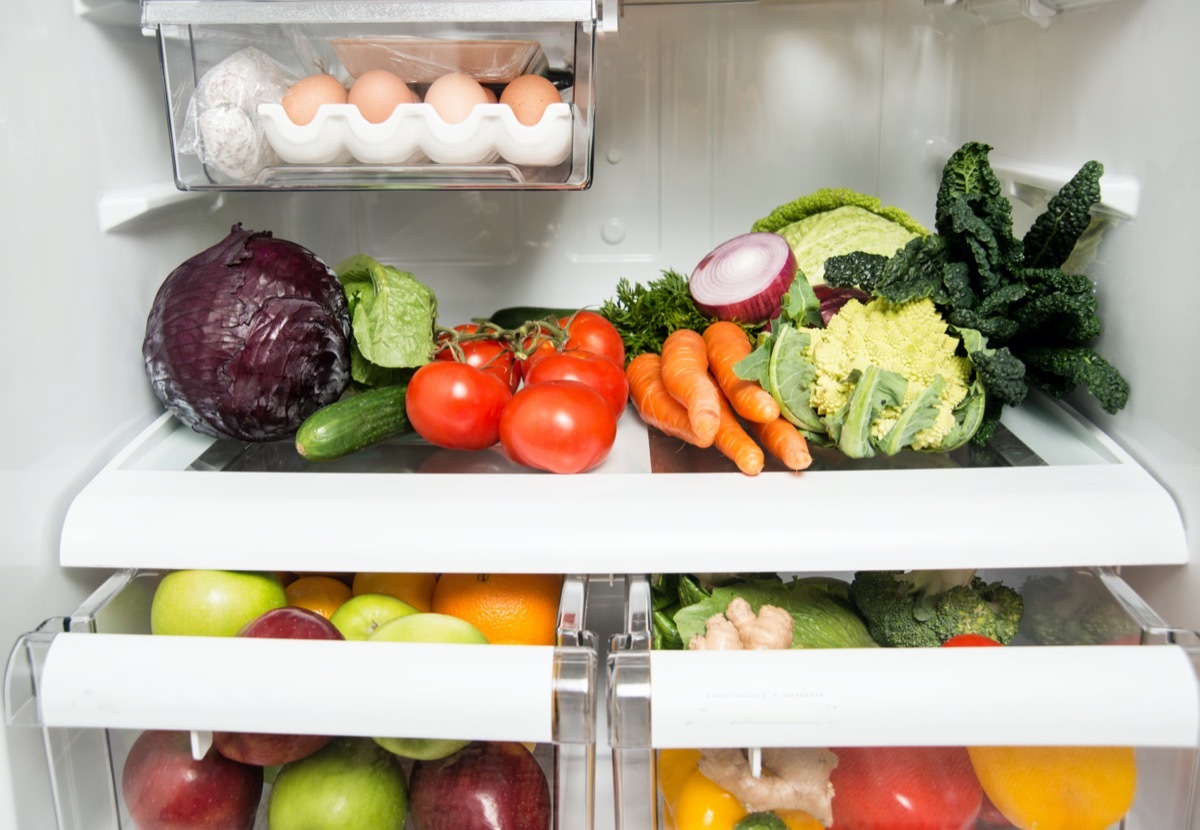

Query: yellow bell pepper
672;768;750;829
775;810;825;830
657;748;704;828
967;745;1137;830
656;748;825;830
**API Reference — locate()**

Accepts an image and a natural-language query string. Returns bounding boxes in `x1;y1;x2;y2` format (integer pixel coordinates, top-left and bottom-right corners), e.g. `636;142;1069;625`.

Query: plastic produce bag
178;48;296;183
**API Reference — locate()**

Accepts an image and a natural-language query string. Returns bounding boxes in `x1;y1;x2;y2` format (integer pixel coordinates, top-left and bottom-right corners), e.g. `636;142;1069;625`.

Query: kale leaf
1023;160;1104;269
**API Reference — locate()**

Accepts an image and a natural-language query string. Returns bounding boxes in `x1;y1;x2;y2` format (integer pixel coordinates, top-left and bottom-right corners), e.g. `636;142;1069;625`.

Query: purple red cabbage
143;224;350;442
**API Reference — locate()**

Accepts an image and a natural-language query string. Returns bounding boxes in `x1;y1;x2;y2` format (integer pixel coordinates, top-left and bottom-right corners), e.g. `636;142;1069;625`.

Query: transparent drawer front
150;13;596;191
6;570;598;829
608;569;1200;830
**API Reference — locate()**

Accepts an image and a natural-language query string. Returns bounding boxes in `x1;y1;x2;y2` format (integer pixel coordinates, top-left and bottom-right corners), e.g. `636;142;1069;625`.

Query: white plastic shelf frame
59;391;1185;574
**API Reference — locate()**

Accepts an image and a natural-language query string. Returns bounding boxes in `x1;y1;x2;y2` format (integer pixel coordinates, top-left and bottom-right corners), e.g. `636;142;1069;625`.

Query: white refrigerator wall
874;0;1200;629
0;4;286;826
2;0;1198;826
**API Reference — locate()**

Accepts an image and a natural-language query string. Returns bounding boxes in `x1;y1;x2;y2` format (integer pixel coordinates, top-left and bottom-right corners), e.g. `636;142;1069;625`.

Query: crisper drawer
608;569;1200;830
4;570;597;830
143;0;606;190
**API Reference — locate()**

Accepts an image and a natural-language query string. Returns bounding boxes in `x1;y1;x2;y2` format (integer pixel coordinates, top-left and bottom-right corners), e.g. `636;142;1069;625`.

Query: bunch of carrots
625;321;812;476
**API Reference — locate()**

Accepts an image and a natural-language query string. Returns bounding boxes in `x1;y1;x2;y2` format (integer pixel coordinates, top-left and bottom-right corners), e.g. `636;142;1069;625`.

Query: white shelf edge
648;645;1200;748
74;0;140;25
37;633;558;742
991;154;1140;219
58;397;1187;573
142;0;597;26
931;0;1128;28
96;183;214;234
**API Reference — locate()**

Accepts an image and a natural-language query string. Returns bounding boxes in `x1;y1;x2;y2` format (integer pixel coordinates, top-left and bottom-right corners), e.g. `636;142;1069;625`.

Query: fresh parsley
599;270;753;359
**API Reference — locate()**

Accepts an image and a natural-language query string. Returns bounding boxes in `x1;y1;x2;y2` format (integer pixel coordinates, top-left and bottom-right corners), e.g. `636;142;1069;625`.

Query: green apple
328;593;419;641
368;612;489;646
368;613;488;760
150;570;287;637
268;737;407;830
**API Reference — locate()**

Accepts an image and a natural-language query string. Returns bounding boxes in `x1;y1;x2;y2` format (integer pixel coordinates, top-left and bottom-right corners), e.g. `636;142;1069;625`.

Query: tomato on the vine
829;746;982;830
522;350;629;419
518;327;561;377
560;310;626;367
499;380;617;474
436;324;519;392
406;362;512;451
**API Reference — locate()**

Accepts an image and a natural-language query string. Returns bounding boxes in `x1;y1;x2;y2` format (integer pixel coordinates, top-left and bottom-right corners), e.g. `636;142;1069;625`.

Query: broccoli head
850;570;1024;648
1019;571;1140;646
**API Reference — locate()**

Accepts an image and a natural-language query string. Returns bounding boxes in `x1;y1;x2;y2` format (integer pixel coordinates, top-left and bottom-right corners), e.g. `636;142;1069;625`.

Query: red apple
213;606;343;766
237;605;344;641
408;741;551;830
122;729;262;830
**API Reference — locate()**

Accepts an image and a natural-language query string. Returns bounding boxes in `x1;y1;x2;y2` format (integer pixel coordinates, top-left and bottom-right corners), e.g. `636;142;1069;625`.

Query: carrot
713;382;765;476
626;353;713;448
660;329;721;445
703;321;780;424
749;416;813;472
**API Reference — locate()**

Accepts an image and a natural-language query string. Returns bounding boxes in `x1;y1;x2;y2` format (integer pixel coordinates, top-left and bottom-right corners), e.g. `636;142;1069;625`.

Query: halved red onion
688;232;797;324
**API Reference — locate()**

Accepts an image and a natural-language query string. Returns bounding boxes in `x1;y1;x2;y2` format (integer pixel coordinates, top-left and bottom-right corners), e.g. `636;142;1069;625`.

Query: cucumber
485;306;579;330
295;384;411;462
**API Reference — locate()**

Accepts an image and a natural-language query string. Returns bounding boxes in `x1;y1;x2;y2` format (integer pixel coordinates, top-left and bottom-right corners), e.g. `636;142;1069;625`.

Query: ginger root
688;597;793;650
699;747;838;827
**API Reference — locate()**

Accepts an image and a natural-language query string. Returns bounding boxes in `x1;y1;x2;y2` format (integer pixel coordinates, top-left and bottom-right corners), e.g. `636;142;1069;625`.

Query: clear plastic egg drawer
4;570;598;830
143;0;602;190
607;569;1200;830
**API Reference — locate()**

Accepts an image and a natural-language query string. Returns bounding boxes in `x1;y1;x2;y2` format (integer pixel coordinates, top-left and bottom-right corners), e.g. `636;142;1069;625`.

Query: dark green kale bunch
823;142;1128;443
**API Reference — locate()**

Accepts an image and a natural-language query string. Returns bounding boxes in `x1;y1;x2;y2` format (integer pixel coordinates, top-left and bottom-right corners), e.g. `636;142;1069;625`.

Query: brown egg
281;74;347;126
499;74;562;127
423;73;490;125
348;69;416;124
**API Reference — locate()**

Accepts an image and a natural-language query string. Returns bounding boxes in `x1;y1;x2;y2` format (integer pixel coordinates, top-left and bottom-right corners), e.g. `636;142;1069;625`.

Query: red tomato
406;362;513;451
518;327;561;377
523;350;629;419
1102;633;1141;646
436;325;519;392
438;323;479;339
499;381;617;474
560;310;626;367
829;746;982;830
941;634;1003;647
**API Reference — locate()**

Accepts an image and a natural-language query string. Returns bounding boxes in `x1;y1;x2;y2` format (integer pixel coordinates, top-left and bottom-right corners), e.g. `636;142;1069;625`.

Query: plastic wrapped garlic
179;48;293;182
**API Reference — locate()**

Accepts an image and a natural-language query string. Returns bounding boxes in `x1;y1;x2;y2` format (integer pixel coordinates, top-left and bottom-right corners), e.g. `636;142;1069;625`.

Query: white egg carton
257;102;573;167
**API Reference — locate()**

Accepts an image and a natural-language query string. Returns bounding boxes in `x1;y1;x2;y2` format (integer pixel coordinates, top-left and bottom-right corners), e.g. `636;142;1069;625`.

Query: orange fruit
285;575;352;620
352;572;438;613
431;573;563;646
295;571;355;587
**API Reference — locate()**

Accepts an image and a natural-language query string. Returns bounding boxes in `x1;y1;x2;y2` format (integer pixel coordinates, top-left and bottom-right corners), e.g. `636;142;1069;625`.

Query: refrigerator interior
2;0;1199;827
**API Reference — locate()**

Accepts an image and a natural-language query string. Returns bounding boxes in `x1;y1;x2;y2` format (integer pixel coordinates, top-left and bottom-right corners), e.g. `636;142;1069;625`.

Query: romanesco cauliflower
806;297;973;450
